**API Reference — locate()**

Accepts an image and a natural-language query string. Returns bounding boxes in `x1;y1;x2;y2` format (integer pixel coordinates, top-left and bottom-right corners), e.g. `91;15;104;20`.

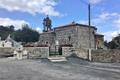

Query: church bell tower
43;15;52;32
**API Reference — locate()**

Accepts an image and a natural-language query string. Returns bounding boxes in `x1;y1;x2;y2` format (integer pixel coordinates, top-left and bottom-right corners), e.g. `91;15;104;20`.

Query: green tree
108;34;120;49
0;25;15;40
12;24;40;42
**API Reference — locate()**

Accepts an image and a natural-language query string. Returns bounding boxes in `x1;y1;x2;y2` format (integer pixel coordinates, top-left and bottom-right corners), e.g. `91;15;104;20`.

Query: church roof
54;22;97;30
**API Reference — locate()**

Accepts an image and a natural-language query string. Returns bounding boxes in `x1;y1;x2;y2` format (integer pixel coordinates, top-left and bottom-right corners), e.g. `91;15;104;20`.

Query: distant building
39;16;104;50
0;35;21;48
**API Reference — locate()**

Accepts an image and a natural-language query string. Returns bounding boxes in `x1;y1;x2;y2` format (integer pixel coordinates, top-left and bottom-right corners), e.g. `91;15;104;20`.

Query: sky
0;0;120;41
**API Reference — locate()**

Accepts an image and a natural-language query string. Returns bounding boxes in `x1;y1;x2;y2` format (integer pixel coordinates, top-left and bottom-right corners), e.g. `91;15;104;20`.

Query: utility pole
88;3;91;49
79;0;92;49
88;3;91;26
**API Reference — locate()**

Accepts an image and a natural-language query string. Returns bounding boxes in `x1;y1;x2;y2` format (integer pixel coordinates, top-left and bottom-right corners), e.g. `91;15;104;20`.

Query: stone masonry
91;49;120;63
39;22;103;49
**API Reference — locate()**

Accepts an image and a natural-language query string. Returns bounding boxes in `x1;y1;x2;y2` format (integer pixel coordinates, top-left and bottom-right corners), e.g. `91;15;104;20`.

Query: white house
0;35;21;48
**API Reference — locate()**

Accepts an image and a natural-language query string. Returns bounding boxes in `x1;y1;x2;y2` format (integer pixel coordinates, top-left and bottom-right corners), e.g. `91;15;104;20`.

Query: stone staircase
48;56;67;62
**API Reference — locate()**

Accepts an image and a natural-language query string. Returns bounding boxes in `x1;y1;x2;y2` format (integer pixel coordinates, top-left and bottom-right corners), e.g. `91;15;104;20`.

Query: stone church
39;16;104;50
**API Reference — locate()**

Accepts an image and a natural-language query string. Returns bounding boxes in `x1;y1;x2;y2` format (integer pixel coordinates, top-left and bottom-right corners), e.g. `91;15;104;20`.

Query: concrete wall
91;49;120;63
24;47;49;59
0;47;14;57
62;47;89;60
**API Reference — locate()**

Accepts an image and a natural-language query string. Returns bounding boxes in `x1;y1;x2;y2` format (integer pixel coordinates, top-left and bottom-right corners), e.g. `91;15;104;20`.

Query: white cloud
35;27;42;33
93;12;120;41
0;17;29;30
79;20;88;24
79;12;120;41
0;0;61;16
92;12;120;24
89;0;102;4
114;17;120;29
103;30;120;42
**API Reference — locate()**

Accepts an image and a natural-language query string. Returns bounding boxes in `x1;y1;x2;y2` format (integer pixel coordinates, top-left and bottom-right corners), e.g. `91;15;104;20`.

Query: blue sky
0;0;120;41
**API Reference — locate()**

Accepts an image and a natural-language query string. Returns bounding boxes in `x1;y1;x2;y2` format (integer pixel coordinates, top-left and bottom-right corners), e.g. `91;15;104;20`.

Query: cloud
79;12;120;41
89;0;102;4
93;12;120;41
0;0;61;16
35;27;42;33
0;17;29;30
103;30;120;42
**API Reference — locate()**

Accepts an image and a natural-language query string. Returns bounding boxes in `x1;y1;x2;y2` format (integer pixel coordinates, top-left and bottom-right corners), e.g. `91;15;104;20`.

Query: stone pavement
0;57;120;80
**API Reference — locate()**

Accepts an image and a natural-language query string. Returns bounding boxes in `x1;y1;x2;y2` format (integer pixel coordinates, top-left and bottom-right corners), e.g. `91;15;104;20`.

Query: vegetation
105;34;120;49
0;24;40;43
11;24;40;42
0;25;15;40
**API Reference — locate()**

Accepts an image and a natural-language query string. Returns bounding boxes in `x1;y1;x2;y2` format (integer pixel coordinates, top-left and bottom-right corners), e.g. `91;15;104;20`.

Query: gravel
0;56;120;80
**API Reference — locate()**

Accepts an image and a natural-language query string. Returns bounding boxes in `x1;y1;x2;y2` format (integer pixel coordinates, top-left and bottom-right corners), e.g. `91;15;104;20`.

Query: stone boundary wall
91;49;120;63
0;47;14;57
24;47;49;59
62;47;89;60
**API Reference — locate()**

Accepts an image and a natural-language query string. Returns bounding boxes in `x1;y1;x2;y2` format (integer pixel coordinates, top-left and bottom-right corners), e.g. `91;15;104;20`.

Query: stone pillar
88;49;92;61
17;51;23;60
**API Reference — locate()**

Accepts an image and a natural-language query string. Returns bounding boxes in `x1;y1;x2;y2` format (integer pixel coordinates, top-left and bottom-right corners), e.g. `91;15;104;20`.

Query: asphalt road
0;56;120;80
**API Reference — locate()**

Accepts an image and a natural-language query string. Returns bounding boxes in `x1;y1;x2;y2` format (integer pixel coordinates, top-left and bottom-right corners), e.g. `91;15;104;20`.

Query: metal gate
49;46;62;56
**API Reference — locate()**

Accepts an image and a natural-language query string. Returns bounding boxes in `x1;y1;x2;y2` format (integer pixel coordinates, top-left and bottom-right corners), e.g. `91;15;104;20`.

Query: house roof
95;33;104;37
54;22;97;30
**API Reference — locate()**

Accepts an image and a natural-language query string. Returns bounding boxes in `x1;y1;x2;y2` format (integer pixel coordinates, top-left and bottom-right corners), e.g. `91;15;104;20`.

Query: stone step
48;56;67;62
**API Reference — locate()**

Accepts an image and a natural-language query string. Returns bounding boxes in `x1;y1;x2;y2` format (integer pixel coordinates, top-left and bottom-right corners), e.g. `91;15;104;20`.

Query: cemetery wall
24;47;49;59
91;49;120;63
0;47;14;57
62;47;89;60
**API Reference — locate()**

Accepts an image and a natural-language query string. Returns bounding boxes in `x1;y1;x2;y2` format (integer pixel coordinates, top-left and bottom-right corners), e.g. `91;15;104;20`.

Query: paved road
0;57;120;80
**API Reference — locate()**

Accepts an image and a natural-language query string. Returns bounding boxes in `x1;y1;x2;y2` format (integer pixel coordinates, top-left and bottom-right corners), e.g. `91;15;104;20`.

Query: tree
107;34;120;49
9;25;15;31
0;25;15;40
12;24;40;42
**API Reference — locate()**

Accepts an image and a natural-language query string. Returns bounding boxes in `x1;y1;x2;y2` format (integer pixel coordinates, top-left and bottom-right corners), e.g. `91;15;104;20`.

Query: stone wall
91;49;120;63
55;25;96;49
62;47;89;60
39;32;55;46
62;47;73;57
55;26;78;47
0;47;14;57
24;47;49;59
77;26;96;49
75;48;89;59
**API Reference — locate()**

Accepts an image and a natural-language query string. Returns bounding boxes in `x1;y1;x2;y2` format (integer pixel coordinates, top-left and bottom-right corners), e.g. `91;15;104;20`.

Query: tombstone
14;45;23;60
13;45;28;60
